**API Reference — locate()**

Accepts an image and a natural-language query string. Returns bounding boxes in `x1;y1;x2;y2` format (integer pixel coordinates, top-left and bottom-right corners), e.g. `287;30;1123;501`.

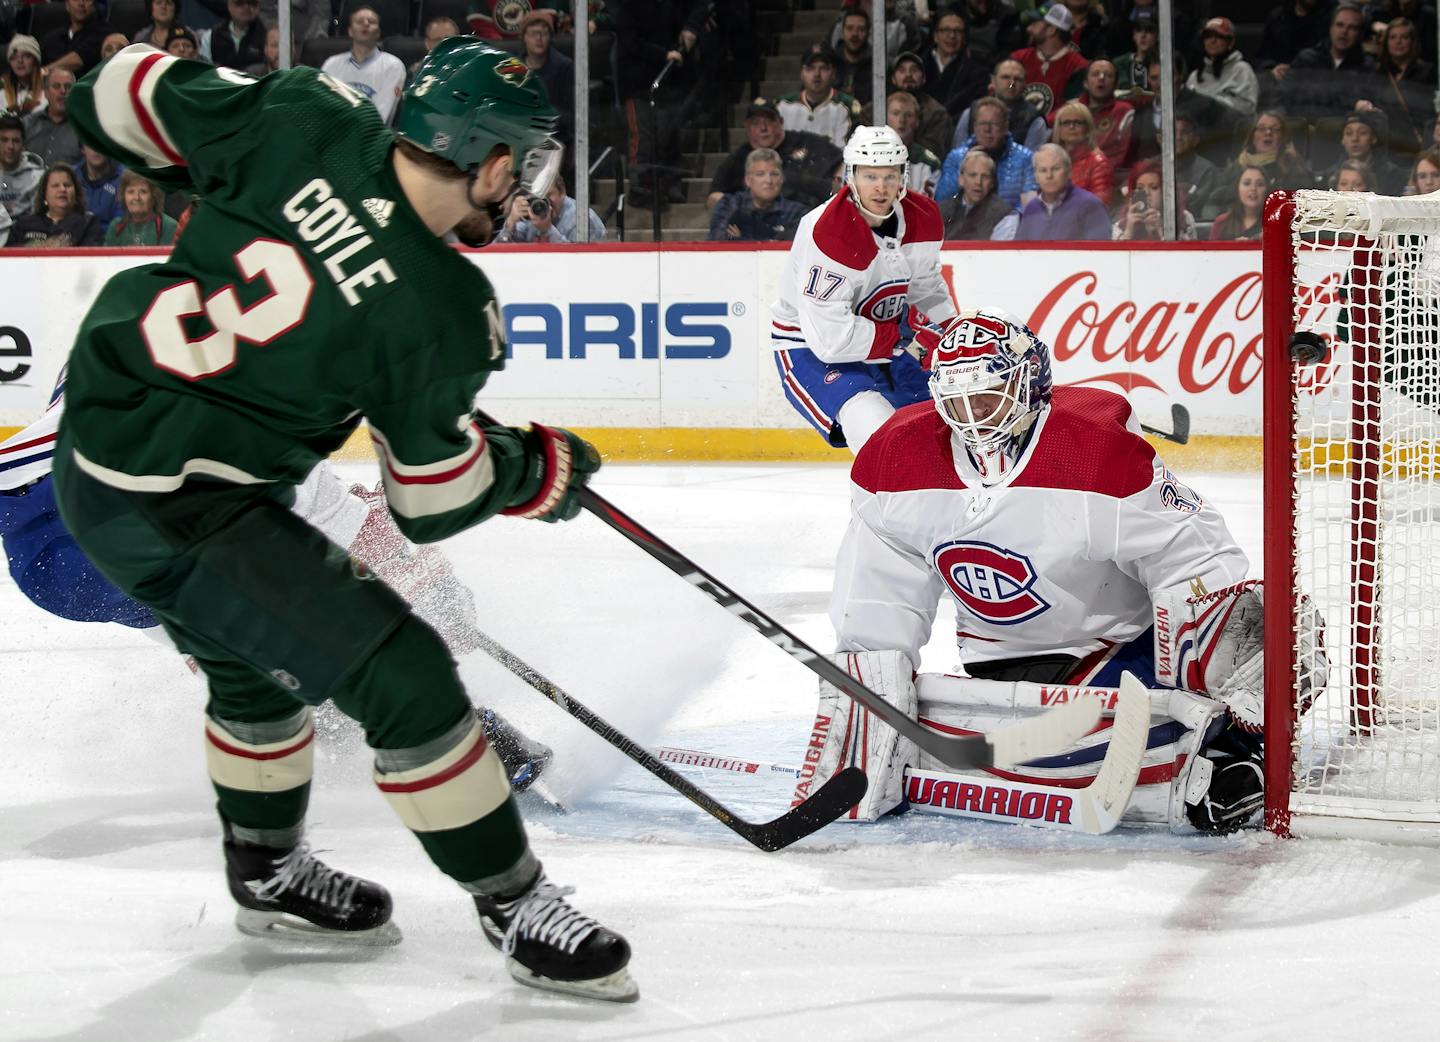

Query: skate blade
234;908;403;947
506;960;640;1003
519;779;567;814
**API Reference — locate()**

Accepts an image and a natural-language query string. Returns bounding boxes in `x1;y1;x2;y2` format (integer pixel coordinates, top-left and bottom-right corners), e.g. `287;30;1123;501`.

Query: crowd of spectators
6;1;1440;246
688;0;1440;243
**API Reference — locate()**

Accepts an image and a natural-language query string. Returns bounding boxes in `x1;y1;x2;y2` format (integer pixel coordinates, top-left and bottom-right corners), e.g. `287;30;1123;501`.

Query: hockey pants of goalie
812;636;1245;828
52;447;539;897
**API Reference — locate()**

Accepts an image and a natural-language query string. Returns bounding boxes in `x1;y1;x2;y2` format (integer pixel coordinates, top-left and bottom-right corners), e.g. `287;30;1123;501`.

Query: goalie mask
927;309;1053;460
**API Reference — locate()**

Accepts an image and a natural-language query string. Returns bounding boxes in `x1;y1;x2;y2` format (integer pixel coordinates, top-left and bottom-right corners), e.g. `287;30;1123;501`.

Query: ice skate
479;707;553;793
474;875;637;1002
224;823;402;946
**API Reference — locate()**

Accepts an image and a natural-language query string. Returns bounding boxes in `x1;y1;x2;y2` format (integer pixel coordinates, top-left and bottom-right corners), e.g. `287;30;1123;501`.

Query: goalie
805;308;1325;833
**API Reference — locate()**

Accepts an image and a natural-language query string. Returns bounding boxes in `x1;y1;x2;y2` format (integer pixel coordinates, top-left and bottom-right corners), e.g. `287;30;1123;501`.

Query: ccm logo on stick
504;302;732;360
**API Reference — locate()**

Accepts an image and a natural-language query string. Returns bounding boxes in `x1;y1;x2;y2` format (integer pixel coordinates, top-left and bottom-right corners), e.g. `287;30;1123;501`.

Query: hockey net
1264;190;1440;839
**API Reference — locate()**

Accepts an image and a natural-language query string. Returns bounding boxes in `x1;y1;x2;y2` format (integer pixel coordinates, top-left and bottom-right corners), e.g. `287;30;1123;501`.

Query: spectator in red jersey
1077;59;1132;169
1113;159;1195;240
1209;165;1269;241
1050;99;1112;205
1010;3;1088;117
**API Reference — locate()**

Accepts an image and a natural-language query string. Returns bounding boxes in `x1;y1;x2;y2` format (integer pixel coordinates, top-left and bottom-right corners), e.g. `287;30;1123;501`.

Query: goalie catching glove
502;424;601;523
792;650;918;821
1153;579;1327;733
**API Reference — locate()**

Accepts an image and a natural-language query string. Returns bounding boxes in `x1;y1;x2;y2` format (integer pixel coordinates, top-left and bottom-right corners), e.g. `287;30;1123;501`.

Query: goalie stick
1139;403;1190;446
469;627;868;851
654;672;1154;835
471;410;1102;771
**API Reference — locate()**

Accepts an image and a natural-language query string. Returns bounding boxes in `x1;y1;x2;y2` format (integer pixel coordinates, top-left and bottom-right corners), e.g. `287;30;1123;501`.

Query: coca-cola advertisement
937;246;1267;435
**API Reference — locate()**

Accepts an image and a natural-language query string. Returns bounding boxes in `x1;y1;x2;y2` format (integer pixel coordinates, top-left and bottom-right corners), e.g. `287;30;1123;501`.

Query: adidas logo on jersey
362;197;394;228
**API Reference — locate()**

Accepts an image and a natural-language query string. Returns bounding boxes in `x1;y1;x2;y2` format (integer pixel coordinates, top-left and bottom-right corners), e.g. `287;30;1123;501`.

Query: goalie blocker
797;649;1265;832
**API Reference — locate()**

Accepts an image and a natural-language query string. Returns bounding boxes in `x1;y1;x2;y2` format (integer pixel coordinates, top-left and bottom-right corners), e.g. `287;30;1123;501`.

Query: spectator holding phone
1113;159;1196;240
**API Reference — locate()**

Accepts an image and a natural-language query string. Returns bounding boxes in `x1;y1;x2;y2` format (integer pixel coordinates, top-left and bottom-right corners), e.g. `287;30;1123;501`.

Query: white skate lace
253;844;360;914
500;880;599;957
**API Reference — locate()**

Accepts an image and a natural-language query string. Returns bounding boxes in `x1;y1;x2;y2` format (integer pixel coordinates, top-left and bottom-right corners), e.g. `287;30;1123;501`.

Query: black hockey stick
1139;403;1190;445
470;626;868;852
473;411;1101;771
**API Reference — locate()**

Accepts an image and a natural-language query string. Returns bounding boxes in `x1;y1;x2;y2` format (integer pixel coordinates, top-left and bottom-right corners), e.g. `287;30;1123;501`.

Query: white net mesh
1288;190;1440;823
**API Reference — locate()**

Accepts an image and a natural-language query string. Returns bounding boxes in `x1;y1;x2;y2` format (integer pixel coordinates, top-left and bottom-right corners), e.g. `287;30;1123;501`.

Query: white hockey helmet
927;308;1054;453
843;125;908;219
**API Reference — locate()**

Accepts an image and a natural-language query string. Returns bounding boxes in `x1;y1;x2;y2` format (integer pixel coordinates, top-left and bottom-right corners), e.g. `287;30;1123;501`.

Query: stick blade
1078;672;1152;831
741;766;868;852
986;694;1104;768
1169;403;1191;444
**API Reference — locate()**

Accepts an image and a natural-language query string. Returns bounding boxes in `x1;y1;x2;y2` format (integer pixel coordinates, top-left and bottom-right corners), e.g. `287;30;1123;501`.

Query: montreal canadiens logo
855;280;909;322
932;540;1050;625
931;314;1011;367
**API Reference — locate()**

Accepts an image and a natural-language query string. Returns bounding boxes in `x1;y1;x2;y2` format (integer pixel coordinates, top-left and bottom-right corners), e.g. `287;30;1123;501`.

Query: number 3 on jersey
803;265;845;301
140;240;315;381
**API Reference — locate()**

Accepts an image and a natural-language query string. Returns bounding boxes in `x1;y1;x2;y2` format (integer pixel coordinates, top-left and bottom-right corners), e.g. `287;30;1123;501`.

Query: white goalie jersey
770;188;957;363
831;386;1250;669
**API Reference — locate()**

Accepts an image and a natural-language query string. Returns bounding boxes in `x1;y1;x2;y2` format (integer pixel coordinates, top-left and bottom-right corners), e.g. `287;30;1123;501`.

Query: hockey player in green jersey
50;40;637;1002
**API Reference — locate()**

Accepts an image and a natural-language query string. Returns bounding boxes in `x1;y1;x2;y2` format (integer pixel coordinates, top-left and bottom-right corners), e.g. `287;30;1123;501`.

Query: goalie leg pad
792;650;918;821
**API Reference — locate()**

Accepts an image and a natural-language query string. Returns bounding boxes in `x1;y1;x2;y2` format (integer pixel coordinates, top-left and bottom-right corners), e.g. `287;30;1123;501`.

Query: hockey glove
503;424;601;523
1153;579;1327;734
909;315;962;369
1184;719;1264;834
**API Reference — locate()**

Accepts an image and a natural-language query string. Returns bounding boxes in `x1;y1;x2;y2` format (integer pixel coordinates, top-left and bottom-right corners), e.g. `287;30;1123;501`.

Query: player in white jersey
802;309;1325;832
771;125;957;454
0;373;552;790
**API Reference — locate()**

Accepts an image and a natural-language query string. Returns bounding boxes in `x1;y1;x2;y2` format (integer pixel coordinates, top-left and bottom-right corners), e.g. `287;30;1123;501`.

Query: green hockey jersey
61;45;533;543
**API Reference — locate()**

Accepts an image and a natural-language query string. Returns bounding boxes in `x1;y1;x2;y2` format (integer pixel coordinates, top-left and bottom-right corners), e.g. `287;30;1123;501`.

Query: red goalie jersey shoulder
812;188;944;269
852;386;1156;498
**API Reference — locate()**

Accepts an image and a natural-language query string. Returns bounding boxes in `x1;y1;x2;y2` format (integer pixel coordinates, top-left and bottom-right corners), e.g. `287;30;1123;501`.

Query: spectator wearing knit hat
1321;110;1405;194
3;36;45;118
1114;9;1159;100
165;26;203;59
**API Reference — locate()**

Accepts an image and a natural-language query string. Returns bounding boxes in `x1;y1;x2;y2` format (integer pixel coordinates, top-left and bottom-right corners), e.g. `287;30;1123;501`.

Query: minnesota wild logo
494;57;530;85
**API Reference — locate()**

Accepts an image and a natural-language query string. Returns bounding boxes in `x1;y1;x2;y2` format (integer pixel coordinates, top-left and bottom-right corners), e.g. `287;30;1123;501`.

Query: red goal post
1263;189;1440;841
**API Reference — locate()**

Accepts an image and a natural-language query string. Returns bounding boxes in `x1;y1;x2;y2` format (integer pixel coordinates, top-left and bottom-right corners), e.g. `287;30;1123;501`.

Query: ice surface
4;462;1438;1041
